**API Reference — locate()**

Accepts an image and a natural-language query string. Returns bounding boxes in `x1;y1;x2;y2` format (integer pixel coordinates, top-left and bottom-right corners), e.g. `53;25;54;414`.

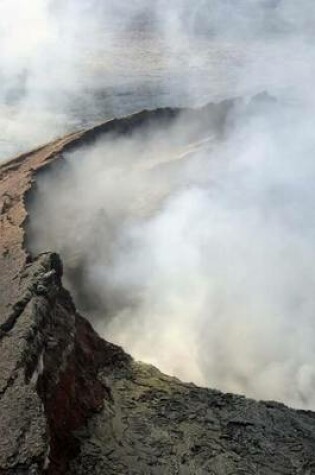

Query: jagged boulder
0;252;130;474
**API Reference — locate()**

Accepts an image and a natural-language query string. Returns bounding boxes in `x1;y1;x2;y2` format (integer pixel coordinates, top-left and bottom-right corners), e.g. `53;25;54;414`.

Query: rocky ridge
1;103;315;474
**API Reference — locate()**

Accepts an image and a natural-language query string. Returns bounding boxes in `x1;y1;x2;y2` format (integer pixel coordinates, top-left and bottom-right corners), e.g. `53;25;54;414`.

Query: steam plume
11;1;315;409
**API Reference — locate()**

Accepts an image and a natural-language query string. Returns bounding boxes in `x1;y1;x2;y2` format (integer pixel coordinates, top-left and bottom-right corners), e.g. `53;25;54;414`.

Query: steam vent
0;103;315;474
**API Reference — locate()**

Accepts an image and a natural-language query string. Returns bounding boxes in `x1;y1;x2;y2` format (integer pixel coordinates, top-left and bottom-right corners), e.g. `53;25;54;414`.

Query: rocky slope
1;103;315;474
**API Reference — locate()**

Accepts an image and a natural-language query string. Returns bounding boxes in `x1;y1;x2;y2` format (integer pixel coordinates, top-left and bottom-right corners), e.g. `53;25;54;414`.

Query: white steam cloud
20;1;315;410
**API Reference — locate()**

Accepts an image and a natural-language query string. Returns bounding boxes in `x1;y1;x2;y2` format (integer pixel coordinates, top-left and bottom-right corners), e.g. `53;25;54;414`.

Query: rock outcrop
0;252;129;474
1;103;315;474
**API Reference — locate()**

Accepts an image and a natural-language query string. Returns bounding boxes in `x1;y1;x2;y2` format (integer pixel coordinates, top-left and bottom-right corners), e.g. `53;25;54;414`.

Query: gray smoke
17;1;315;409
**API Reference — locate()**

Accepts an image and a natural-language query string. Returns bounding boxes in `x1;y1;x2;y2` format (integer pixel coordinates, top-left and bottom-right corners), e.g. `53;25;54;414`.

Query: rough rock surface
0;252;129;474
1;103;315;474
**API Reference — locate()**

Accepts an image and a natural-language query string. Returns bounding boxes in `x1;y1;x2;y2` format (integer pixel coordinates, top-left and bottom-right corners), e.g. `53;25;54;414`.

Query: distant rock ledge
1;102;315;474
